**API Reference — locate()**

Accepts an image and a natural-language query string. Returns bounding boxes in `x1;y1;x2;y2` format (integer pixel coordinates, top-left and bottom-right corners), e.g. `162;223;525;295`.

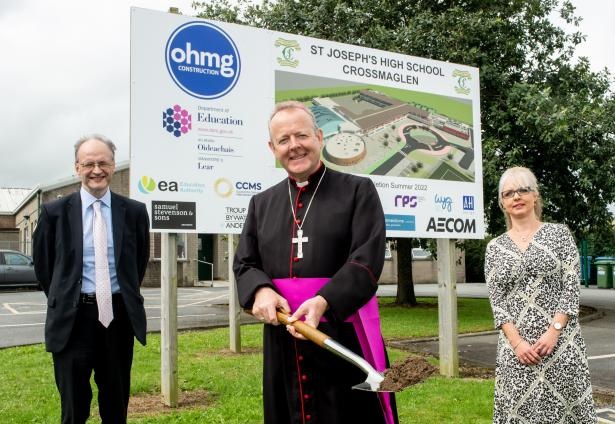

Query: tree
395;238;417;306
195;0;615;301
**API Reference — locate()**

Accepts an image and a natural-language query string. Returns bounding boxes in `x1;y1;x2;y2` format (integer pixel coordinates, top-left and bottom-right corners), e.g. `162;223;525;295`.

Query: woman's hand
532;328;559;357
514;340;542;365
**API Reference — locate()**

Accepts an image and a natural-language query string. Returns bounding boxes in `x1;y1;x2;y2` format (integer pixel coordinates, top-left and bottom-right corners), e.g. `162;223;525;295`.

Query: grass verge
0;297;496;423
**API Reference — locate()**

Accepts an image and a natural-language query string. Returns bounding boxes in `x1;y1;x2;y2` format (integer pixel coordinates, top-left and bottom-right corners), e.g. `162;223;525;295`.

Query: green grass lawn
0;297;496;423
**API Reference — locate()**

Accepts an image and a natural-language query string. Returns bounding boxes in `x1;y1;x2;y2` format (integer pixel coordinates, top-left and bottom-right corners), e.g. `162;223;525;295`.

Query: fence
0;240;32;255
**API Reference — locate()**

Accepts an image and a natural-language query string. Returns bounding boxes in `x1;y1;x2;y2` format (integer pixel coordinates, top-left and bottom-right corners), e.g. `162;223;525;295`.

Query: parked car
412;247;433;261
0;249;40;289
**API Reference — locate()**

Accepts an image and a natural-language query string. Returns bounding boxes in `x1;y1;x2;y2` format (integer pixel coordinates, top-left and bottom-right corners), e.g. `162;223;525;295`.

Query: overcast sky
1;0;613;188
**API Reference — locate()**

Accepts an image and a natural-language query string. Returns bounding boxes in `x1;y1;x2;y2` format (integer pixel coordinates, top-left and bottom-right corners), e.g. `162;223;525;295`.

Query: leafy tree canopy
195;0;615;240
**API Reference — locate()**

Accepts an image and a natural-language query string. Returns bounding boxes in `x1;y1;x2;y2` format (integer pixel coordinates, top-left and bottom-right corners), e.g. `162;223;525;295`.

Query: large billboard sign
130;8;484;239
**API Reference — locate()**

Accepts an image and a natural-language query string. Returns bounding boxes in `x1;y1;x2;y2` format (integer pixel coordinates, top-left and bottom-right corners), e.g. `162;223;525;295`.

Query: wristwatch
552;321;563;331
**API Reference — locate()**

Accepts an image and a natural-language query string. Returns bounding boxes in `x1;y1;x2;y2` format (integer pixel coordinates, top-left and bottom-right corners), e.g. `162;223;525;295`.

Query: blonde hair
498;166;543;229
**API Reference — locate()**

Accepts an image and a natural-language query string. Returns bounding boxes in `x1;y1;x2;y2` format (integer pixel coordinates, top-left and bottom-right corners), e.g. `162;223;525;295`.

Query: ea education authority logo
138;176;156;194
166;21;241;99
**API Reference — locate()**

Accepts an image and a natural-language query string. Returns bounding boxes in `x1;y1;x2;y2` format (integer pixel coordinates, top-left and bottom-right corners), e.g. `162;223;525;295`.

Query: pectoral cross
292;228;309;259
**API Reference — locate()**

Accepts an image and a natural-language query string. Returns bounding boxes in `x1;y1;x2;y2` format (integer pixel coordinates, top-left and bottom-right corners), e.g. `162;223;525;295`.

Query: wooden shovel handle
276;311;329;348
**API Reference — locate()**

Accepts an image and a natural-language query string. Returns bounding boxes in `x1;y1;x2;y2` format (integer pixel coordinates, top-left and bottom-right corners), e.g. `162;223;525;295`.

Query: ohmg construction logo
163;104;192;138
453;69;471;95
166;21;241;99
275;38;300;68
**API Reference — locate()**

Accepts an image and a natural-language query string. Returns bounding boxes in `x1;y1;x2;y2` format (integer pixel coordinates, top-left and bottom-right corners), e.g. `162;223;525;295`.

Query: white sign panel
130;8;484;239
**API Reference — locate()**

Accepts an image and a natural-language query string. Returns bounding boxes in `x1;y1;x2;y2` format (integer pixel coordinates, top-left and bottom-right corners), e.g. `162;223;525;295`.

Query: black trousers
52;294;135;424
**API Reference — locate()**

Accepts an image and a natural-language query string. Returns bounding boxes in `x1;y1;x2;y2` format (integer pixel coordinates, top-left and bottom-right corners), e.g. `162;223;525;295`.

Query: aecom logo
166;21;241;99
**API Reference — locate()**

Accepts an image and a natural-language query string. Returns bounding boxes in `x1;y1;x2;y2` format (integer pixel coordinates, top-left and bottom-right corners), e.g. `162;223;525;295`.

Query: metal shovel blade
323;338;390;392
276;311;392;393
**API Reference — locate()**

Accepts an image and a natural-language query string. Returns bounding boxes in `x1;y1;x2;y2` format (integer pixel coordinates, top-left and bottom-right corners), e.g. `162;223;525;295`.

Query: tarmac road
2;282;613;394
381;283;615;423
0;284;252;348
380;283;615;391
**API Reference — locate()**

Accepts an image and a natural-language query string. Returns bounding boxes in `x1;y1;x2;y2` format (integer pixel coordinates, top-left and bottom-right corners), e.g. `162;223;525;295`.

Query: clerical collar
289;163;325;188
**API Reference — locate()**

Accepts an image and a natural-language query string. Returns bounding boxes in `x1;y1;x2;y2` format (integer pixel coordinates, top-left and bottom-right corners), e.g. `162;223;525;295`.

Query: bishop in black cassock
234;161;398;423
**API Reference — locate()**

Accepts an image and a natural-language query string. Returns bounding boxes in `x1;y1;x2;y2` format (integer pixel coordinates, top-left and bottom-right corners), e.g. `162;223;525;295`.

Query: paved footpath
377;283;615;423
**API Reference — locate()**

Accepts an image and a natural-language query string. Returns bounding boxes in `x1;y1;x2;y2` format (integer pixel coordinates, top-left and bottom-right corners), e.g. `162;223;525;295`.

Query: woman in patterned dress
485;166;596;423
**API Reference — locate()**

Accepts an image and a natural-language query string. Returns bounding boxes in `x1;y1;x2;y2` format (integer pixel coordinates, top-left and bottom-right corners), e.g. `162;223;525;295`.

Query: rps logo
394;195;417;208
166;21;241;99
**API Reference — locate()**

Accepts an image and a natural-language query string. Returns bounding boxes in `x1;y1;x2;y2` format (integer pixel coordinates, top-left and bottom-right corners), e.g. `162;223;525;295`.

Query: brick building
2;163;464;286
1;162;231;287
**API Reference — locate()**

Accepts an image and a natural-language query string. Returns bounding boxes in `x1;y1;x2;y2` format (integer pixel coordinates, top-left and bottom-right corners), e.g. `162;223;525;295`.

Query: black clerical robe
234;165;398;424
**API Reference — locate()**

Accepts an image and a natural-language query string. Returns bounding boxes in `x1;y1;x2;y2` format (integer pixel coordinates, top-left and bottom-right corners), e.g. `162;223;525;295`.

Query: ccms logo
138;176;178;194
214;178;233;198
166;21;240;99
214;179;262;198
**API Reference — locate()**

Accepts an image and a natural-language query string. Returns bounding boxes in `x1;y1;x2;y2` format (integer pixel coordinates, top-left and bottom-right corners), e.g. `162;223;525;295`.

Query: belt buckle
81;293;96;304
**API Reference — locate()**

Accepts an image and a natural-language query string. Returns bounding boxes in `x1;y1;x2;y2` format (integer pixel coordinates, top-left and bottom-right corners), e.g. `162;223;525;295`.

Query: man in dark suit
33;134;150;424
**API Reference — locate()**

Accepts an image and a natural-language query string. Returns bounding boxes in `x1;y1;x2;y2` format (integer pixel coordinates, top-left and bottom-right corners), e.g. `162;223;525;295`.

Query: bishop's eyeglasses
501;186;533;199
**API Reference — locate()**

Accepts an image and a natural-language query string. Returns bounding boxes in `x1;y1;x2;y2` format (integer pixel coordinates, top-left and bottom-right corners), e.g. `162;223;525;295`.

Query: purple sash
273;277;394;424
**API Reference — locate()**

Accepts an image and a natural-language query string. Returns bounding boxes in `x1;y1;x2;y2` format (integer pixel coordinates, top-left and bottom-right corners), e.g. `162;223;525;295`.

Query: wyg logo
163;104;192;138
138;176;178;194
166;21;241;99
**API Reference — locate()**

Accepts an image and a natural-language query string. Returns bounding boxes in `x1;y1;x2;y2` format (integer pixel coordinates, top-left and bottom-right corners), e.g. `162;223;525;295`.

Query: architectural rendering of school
297;87;475;182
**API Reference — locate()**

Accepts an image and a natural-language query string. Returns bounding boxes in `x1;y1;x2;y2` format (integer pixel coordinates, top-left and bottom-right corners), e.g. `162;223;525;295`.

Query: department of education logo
275;38;300;68
166;21;241;99
138;176;156;194
163;104;192;138
453;69;472;95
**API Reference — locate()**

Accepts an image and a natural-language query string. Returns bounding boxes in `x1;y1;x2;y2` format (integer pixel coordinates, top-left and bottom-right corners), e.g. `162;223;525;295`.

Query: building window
152;233;187;260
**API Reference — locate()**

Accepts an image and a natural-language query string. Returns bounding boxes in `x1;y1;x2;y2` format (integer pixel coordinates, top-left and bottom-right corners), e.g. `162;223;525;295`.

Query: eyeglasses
501;186;533;199
77;161;114;171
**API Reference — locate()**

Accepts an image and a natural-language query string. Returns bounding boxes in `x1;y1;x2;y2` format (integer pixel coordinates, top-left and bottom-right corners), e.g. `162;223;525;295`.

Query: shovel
275;310;390;392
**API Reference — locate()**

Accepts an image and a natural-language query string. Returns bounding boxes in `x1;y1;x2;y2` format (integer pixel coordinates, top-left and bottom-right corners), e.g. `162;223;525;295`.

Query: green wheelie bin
594;257;614;289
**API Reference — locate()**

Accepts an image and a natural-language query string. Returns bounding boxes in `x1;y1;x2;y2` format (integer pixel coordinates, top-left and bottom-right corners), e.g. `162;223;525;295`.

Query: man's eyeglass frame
77;161;114;171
